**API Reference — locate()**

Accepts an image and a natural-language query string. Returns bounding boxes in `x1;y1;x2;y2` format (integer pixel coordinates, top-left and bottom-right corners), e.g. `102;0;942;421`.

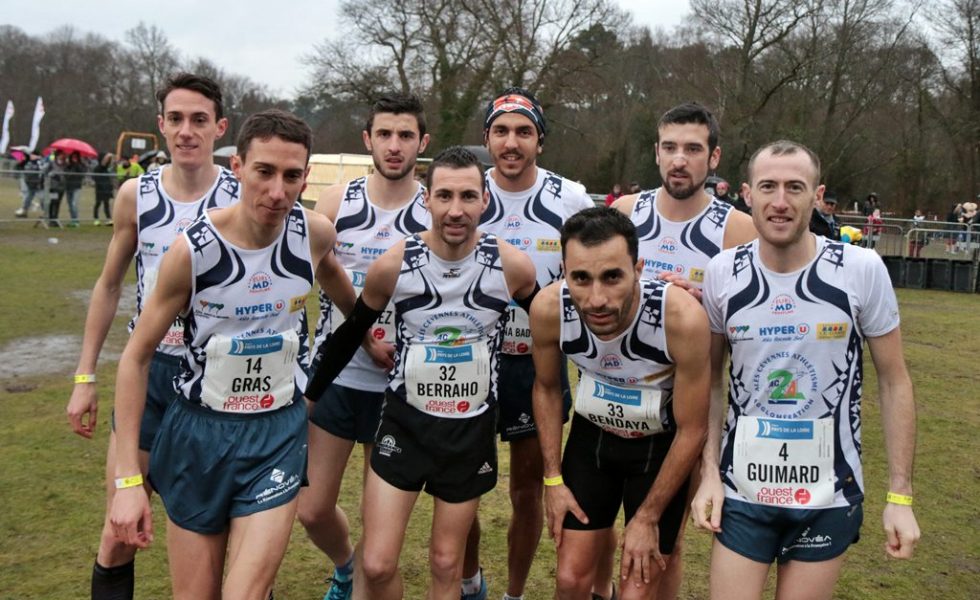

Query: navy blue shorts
371;392;498;503
497;354;571;441
110;351;181;452
149;393;308;534
560;415;688;554
716;498;863;564
309;383;384;444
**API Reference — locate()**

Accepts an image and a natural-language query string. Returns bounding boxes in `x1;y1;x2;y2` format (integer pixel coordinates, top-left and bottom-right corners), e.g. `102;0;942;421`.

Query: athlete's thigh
508;435;544;488
430;496;481;557
224;498;299;599
300;423;356;509
557;528;608;581
166;517;227;600
361;465;419;560
774;556;845;600
709;539;770;600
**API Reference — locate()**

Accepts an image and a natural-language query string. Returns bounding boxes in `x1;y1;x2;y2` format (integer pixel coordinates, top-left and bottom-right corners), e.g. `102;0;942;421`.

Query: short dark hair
658;102;720;154
747;140;821;187
426;146;485;192
366;93;427;137
156;72;224;121
236;109;313;162
561;207;638;264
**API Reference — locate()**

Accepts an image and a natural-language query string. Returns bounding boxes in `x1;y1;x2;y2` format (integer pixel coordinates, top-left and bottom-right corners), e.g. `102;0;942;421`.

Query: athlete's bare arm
109;236;193;549
722;209;757;249
498;239;538;302
691;333;729;532
867;327;920;559
620;285;710;586
360;240;403;311
312;182;346;223
530;283;588;548
67;179;140;438
307;209;354;316
611;193;639;217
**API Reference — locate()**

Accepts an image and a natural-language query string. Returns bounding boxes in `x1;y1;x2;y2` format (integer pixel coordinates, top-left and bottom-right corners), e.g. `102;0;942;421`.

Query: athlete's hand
109;486;154;549
363;336;395;371
544;484;588;548
66;383;98;438
691;472;725;532
620;514;666;588
658;272;703;303
883;503;919;559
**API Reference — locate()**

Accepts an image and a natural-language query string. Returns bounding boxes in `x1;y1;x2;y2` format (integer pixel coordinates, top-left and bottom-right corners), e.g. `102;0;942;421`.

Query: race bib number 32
406;343;490;417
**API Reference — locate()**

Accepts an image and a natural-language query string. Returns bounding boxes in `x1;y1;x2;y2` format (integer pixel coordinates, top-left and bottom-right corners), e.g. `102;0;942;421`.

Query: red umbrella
43;138;98;158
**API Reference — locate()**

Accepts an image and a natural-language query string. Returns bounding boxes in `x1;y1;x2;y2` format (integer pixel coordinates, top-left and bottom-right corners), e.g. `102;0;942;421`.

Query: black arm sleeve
515;281;541;315
305;295;384;401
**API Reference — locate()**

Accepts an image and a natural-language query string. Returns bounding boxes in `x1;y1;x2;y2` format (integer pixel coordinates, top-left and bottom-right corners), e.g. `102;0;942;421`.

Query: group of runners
65;72;920;600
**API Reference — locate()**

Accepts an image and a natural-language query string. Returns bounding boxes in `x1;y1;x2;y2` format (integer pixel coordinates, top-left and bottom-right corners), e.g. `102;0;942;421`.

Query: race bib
201;331;298;413
574;372;663;438
143;267;183;346
501;301;532;355
732;416;835;507
405;343;490;417
330;269;395;342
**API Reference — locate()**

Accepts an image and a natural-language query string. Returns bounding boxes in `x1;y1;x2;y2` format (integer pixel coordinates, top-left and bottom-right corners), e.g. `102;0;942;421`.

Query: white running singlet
703;236;900;509
480;168;593;354
630;188;734;288
177;204;314;414
388;233;511;418
312;176;429;391
560;279;676;437
130;165;240;355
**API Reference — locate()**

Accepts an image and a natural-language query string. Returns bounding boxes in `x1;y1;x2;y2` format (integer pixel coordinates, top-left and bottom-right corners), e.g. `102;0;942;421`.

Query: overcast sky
6;1;692;98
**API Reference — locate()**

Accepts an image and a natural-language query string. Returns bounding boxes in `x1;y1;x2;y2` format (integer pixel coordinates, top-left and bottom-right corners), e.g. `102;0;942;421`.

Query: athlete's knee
296;493;335;530
555;561;593;597
509;477;544;514
429;543;463;581
360;548;399;585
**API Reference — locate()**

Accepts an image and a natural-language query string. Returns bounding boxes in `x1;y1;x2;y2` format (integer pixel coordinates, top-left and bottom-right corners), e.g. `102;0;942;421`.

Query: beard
373;154;415;181
662;171;708;200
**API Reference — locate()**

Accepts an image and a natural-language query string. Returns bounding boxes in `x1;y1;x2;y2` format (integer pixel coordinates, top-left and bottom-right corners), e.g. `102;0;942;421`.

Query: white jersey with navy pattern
560;278;676;437
703;236;900;508
630;188;734;288
177;204;314;413
312;176;429;391
388;232;511;418
130;165;240;355
480;167;593;354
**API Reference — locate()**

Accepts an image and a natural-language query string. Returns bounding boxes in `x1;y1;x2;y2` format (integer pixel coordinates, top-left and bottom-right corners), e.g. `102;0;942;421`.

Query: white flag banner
0;100;13;154
27;97;44;152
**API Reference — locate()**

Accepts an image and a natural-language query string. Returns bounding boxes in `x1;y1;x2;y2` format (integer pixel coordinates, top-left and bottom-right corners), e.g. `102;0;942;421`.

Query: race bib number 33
732;416;835;507
574;373;663;438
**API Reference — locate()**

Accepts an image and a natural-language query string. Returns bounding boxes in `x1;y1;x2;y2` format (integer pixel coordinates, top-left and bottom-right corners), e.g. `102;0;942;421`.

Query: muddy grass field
0;222;978;599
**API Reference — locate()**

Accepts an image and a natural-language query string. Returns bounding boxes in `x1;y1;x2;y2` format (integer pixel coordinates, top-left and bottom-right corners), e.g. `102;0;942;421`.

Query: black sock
91;558;134;600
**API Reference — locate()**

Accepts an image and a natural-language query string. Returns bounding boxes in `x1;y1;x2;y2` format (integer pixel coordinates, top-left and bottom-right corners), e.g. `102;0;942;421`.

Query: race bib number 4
330;269;395;342
574;373;663;438
201;331;298;413
501;302;532;355
406;343;490;417
732;416;835;507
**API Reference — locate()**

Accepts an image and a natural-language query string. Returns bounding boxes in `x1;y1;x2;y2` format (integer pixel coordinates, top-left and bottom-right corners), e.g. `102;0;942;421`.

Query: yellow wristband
886;492;913;506
74;373;97;384
114;474;144;490
543;475;564;487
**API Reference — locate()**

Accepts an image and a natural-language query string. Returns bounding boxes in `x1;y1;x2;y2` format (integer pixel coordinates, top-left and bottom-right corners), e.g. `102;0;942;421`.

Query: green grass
0;225;978;598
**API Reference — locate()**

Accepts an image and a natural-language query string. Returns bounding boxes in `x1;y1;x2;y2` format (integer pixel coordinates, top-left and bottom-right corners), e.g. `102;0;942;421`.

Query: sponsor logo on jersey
477;462;494;475
771;294;795;315
443;267;462;279
375;225;392;240
140;241;156;253
729;324;754;342
361;246;385;257
235;299;286;319
289;295;306;313
816;322;848;340
248;272;273;293
689;267;705;283
600;354;623;370
270;468;285;484
751;352;817;417
378;434;402;457
505;237;532;250
537;238;560;252
643;258;684;274
434;326;464;346
229;335;284;356
659;237;678;254
196;299;227;318
758;323;810;342
174;217;193;235
505;215;522;230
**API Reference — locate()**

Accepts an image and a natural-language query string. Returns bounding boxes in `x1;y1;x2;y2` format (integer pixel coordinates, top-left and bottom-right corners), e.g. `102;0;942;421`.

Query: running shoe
460;571;487;600
324;575;352;600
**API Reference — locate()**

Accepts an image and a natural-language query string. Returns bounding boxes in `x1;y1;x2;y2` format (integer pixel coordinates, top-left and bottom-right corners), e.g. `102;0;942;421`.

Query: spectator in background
714;179;734;202
628;181;641;194
116;154;144;184
732;187;751;214
945;203;963;254
809;190;840;240
47;152;67;227
865;207;884;249
146;150;168;172
604;182;623;206
64;152;86;227
862;192;879;216
93;152;115;225
909;209;926;257
14;152;45;218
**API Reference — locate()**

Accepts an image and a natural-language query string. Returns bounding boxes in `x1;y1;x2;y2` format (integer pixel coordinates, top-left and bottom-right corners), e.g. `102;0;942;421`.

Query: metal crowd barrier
0;168;119;227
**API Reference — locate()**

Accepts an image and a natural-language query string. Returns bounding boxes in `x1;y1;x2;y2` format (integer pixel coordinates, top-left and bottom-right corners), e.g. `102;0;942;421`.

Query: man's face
485;112;541;183
745;150;824;248
363;112;429;181
231;136;309;228
656;123;720;200
563;235;642;339
716;181;729;196
424;165;488;248
157;88;228;168
817;196;837;216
